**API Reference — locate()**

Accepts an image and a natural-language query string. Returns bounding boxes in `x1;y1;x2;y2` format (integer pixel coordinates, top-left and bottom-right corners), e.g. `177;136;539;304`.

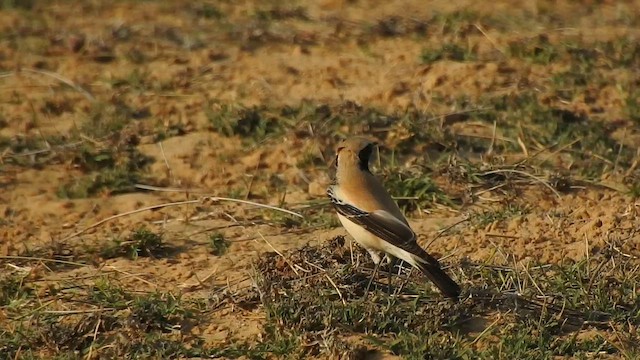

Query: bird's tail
414;256;461;300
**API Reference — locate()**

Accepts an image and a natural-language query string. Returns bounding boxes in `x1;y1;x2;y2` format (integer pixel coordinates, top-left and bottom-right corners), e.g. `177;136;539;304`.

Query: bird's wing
327;187;435;261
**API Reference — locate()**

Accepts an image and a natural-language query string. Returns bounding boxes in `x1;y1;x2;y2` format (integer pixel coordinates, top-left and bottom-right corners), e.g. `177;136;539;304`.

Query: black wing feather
327;187;424;258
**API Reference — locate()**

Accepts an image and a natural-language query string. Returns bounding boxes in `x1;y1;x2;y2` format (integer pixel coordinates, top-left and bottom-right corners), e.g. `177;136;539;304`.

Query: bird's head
335;137;378;172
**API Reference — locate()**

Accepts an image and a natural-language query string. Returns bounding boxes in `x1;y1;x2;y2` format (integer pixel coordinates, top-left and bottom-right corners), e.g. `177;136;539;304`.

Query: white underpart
337;213;422;269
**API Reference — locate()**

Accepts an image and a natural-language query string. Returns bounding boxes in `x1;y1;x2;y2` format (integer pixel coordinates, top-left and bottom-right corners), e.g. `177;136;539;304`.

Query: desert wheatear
327;137;460;299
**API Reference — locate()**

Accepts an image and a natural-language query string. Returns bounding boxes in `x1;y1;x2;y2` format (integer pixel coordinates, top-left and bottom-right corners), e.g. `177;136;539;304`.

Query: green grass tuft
208;232;230;256
206;103;291;142
382;167;455;212
101;227;166;260
57;144;152;199
421;43;476;63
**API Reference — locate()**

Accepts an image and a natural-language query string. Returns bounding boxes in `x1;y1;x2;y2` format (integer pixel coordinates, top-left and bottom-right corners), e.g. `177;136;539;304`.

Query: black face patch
357;143;373;171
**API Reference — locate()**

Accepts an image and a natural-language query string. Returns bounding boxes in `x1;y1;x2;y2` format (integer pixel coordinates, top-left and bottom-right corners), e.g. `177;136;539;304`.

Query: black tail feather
415;260;461;300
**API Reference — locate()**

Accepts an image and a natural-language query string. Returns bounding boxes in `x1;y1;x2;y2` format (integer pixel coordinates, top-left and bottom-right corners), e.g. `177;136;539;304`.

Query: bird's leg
392;260;405;296
364;260;381;296
349;239;354;265
364;250;383;297
397;260;405;276
386;256;394;295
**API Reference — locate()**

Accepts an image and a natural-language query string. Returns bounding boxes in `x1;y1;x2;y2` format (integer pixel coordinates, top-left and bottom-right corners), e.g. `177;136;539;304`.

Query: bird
326;137;460;299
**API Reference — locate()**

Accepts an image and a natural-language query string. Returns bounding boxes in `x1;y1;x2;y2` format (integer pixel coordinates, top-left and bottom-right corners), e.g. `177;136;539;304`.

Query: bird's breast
336;213;383;251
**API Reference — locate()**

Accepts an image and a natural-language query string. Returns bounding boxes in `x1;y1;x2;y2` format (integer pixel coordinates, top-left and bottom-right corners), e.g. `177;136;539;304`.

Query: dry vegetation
1;0;640;359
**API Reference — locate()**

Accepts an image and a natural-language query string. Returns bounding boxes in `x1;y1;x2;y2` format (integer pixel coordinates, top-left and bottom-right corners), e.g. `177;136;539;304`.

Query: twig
486;120;497;155
485;233;519;239
572;179;629;193
423;106;494;123
43;308;114;315
202;196;303;218
512;254;523;294
210;276;252;296
479;169;561;198
473;183;508;197
324;273;346;306
179;267;219;291
586;257;609;296
85;317;101;360
517;136;529;157
151;211;218;225
456;133;516;143
59;199;201;241
104;265;158;288
136;184;305;218
157;142;174;184
187;221;265;237
521;262;545;297
302;260;346;305
474;23;505;57
5;264;32;275
470;315;502;345
8;68;96;102
0;256;89;268
134;184;206;193
4;141;84;158
425;217;469;248
59;195;303;242
14;299;57;320
438;248;460;262
257;232;300;276
514;139;573;166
